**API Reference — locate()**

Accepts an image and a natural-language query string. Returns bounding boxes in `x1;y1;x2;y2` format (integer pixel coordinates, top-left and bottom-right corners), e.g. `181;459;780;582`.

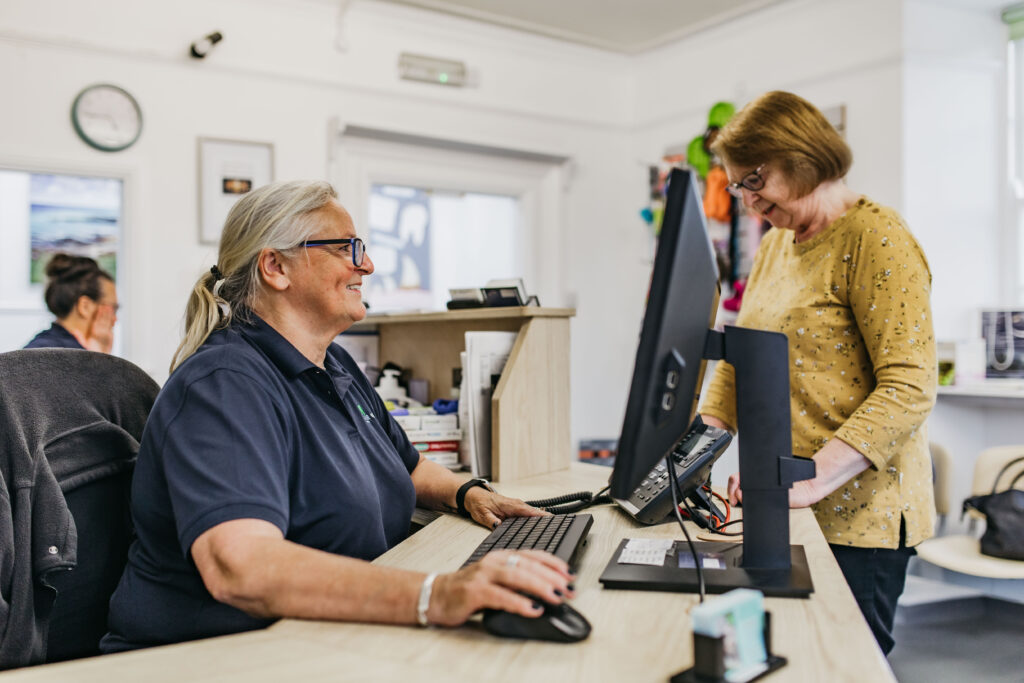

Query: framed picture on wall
0;165;125;352
197;137;274;245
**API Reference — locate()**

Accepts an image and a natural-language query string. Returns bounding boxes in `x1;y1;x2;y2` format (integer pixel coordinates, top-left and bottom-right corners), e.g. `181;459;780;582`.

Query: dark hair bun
45;253;98;281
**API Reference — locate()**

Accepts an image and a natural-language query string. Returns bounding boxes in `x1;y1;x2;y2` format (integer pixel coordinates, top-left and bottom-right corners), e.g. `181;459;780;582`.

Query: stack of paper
459;331;517;478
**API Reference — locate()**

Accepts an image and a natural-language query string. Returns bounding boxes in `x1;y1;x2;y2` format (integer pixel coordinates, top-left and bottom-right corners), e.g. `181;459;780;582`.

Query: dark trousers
828;520;915;656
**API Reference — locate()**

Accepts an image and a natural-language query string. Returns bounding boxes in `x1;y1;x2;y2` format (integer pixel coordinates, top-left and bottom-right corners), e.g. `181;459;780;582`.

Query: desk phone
612;418;731;526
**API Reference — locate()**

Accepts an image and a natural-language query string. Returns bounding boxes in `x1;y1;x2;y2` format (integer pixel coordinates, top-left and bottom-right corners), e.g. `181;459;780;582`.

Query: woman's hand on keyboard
464;488;548;530
427;550;575;626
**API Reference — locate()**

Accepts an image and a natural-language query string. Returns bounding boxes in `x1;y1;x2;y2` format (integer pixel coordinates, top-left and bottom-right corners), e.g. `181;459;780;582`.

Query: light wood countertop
1;463;893;682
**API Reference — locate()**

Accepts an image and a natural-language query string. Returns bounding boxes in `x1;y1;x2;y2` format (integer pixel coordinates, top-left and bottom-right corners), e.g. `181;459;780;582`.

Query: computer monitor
601;167;816;597
610;169;719;501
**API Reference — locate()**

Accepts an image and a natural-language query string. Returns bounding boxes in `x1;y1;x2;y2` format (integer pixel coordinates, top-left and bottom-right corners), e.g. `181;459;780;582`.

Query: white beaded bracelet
417;572;438;627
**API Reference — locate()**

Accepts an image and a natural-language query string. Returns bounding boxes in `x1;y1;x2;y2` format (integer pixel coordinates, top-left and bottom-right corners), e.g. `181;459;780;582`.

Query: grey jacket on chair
0;349;158;668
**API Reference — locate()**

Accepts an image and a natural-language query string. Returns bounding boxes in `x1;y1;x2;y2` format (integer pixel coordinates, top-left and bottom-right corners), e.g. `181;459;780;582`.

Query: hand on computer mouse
426;549;574;627
482;598;591;643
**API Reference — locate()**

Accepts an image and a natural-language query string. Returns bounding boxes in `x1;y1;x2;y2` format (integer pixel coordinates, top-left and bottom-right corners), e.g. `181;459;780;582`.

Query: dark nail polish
553;589;563;597
567;583;576;591
532;601;543;610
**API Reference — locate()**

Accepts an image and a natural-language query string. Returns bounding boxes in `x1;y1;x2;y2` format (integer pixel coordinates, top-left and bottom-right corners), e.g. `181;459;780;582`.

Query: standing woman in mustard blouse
699;91;936;655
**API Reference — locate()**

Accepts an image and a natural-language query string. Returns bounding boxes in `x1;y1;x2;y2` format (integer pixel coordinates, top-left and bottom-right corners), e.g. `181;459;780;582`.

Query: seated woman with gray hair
101;180;571;651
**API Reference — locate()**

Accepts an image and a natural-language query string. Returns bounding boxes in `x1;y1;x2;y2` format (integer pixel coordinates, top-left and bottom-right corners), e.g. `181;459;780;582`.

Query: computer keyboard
461;513;594;569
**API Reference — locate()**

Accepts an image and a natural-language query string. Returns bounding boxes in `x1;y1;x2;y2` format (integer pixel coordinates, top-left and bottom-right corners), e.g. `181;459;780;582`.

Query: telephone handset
613;416;732;526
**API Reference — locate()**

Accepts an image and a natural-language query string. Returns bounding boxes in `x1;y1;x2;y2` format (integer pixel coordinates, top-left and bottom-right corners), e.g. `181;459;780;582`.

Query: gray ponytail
169;180;339;373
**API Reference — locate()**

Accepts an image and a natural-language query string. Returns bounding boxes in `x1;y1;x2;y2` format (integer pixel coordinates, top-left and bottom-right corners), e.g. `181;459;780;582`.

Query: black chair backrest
0;349;158;667
44;426;141;662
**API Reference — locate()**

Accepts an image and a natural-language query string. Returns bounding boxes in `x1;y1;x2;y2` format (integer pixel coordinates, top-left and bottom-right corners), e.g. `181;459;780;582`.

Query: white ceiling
369;0;791;53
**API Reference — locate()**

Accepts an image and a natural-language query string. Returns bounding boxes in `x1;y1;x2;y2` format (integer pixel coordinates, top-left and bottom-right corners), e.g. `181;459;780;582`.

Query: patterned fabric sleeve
832;214;937;470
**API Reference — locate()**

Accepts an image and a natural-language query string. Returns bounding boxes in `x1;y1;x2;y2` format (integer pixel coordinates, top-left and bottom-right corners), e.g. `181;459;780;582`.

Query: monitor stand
600;325;817;598
598;539;813;598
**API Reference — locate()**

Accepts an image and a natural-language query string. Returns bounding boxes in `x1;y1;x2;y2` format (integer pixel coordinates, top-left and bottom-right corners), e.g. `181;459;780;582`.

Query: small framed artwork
197;137;274;245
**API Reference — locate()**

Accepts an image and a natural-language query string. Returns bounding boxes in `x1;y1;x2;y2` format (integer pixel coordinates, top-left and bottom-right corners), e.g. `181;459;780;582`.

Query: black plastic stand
599;325;818;597
671;611;786;683
705;326;815;590
686;485;727;528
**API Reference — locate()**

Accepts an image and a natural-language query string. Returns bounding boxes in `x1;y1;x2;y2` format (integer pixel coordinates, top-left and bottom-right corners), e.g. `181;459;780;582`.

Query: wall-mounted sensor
190;31;223;59
398;52;467;87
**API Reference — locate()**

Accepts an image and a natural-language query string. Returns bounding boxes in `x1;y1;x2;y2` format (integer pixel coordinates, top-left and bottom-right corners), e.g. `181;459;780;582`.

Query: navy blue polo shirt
23;323;83;349
102;315;420;651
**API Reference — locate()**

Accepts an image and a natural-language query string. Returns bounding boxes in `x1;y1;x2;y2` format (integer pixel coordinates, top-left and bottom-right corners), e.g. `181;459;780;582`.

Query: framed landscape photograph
197;137;274;245
0;166;125;351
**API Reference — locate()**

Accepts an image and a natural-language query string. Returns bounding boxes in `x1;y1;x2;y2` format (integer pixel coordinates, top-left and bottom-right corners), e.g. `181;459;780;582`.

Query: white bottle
375;369;422;407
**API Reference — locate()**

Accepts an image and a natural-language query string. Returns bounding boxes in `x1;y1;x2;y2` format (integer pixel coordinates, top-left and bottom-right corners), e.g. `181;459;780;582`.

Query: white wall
0;0;1014;469
903;0;1008;340
898;1;1010;539
624;0;908;482
631;0;906;207
0;0;636;425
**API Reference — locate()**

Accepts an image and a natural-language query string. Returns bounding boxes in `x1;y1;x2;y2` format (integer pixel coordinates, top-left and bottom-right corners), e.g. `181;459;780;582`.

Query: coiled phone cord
526;486;612;514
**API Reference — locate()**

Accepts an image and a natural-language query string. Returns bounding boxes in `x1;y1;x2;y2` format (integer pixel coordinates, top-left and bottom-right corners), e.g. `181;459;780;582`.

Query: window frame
1009;38;1024;304
331;132;570;310
0;157;133;355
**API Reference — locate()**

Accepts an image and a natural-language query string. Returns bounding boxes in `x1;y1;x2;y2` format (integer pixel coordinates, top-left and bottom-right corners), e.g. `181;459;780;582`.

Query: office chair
915;445;1024;580
0;349;158;668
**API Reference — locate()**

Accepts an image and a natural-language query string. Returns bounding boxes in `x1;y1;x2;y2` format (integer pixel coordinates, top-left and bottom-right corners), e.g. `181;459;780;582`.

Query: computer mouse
481;600;592;643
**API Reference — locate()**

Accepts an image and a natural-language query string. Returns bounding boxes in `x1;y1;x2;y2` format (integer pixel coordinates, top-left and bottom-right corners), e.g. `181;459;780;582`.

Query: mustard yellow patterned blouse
700;197;937;548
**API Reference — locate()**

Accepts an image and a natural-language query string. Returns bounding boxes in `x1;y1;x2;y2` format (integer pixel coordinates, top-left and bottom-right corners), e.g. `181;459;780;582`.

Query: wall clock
70;84;143;152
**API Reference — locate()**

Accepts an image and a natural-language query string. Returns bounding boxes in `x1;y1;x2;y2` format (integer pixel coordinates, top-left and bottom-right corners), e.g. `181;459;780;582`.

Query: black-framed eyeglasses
725;164;767;198
301;237;366;267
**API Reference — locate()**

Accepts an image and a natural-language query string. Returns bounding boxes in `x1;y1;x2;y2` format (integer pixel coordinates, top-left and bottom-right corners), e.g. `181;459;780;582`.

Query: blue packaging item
432;398;459;415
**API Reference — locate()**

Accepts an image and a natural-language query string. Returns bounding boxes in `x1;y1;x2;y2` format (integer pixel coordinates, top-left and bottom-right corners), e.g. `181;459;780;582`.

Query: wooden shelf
350;307;575;482
357;306;575;326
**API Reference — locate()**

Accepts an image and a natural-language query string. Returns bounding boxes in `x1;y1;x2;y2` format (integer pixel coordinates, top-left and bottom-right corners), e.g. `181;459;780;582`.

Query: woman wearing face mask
698;91;937;656
24;253;118;352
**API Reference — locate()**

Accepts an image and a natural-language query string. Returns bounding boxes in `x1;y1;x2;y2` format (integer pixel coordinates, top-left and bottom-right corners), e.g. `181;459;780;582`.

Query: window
365;184;520;311
1007;6;1024;302
332;127;569;313
0;167;124;351
1011;37;1024;303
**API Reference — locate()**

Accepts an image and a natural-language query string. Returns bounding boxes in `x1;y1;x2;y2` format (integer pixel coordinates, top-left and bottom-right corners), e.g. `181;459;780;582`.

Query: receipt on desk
618;538;674;566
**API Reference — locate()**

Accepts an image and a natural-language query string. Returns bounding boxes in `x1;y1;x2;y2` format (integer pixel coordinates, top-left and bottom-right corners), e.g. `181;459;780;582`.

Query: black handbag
962;456;1024;561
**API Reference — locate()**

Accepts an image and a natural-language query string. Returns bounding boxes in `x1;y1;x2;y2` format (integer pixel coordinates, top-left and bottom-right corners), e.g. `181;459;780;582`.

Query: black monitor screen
610;168;720;500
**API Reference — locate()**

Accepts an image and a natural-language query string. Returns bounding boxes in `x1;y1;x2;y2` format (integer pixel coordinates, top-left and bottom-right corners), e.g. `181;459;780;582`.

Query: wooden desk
2;464;893;683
